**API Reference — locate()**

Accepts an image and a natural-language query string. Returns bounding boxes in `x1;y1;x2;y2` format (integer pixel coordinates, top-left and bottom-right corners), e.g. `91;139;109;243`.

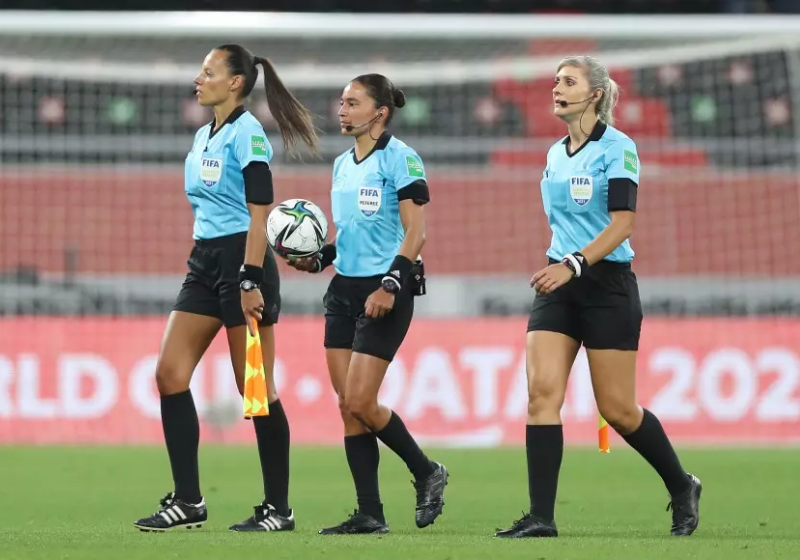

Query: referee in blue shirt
133;44;318;533
495;56;701;539
290;74;448;535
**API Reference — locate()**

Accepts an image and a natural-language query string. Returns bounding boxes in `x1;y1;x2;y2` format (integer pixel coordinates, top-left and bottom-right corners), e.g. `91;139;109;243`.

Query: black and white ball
266;198;328;259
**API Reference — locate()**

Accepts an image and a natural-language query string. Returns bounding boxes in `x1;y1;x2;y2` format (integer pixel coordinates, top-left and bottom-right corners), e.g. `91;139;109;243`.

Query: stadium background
2;3;800;559
1;1;800;449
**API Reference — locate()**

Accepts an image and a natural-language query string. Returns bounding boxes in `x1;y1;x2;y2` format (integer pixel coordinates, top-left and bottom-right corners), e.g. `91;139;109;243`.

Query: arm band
316;244;337;272
382;255;414;290
243;162;274;205
397;180;430;205
238;264;264;284
607;178;637;212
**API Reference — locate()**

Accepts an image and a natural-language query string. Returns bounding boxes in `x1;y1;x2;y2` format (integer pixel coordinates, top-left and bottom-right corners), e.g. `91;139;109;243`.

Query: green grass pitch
1;446;798;560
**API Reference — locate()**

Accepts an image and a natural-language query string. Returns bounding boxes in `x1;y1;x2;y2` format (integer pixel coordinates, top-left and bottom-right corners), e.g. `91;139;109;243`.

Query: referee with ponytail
134;44;318;533
290;74;447;535
495;56;702;539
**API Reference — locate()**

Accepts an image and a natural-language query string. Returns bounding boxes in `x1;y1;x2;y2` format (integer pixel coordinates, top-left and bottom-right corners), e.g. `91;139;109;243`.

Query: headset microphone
557;95;595;108
344;113;382;132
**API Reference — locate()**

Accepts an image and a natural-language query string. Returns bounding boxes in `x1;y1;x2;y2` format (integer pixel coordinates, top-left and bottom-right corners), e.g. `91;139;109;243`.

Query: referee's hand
365;288;395;319
241;289;265;336
286;255;319;273
531;263;574;295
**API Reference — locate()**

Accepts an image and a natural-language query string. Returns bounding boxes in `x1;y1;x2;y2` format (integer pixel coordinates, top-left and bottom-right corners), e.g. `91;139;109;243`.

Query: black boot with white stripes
134;492;207;532
229;503;295;532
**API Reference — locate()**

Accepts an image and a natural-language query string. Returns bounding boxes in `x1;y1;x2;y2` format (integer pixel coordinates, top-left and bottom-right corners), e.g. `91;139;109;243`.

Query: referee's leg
343;295;449;530
583;268;701;536
343;351;449;530
496;287;579;539
318;277;389;535
587;349;701;536
226;320;295;531
494;331;578;539
133;310;222;531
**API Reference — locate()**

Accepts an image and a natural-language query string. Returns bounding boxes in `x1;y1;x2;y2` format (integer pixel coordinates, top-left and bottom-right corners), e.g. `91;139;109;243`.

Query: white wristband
562;253;582;278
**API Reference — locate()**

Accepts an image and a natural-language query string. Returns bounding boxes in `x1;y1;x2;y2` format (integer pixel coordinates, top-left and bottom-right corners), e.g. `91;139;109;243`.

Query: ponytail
599;78;619;126
255;56;320;159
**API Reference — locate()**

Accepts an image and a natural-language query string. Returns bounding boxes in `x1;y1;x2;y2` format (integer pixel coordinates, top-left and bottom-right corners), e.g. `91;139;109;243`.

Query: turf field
1;446;798;560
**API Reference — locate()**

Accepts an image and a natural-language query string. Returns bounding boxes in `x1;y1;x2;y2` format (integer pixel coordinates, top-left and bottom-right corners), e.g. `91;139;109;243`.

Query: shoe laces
512;511;534;528
145;492;176;518
412;471;436;502
339;509;368;531
253;503;274;522
158;492;175;510
666;488;692;516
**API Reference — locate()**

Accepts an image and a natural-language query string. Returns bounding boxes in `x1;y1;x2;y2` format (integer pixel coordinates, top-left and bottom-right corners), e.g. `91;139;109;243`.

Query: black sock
344;433;384;523
621;408;691;497
252;399;291;517
374;411;434;480
161;390;201;504
526;425;563;523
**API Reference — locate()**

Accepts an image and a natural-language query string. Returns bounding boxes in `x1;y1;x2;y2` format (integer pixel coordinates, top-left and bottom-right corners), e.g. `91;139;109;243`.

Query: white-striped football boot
229;502;295;532
134;492;207;532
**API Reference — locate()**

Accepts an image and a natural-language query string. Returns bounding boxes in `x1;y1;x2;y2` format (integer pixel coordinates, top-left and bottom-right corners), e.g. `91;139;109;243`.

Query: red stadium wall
0;317;798;446
2;167;799;277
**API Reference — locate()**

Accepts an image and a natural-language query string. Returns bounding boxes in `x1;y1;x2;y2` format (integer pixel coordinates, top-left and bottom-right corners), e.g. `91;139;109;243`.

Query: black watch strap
381;277;400;294
240;279;259;292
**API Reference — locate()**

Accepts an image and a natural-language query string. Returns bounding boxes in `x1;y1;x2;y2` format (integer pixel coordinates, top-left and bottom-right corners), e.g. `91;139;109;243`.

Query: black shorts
173;232;281;328
323;274;414;362
527;258;643;350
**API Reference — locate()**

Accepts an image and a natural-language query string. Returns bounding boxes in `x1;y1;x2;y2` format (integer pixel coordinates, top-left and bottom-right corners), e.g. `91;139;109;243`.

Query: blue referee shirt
541;122;640;263
184;107;273;240
331;133;429;277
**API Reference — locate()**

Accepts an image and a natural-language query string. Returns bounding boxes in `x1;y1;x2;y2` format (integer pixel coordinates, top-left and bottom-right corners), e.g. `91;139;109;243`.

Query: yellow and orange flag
598;413;610;453
243;319;269;418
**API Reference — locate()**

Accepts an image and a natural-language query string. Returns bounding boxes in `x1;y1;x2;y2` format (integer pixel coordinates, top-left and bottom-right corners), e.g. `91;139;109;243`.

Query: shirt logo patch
251;135;268;156
405;155;425;178
200;157;223;187
358;186;382;217
569;176;593;207
624;149;638;173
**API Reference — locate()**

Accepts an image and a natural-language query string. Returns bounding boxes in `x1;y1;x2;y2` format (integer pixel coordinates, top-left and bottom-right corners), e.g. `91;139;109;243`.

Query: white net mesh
2;21;799;314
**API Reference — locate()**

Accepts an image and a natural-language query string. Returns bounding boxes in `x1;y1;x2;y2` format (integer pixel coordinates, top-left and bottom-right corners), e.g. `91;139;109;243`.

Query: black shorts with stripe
527;258;643;350
323;274;414;362
173;232;281;328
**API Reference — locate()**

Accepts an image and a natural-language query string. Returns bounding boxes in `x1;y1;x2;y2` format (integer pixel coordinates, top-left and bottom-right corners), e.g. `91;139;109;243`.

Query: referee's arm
243;162;274;269
580;141;639;265
580;209;635;266
396;174;430;261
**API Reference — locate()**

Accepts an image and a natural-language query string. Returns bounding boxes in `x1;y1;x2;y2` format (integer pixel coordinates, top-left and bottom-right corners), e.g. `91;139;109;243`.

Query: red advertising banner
0;317;798;446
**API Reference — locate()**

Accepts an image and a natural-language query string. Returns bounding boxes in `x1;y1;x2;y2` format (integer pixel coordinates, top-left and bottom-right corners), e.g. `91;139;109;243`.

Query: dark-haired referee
133;44;318;533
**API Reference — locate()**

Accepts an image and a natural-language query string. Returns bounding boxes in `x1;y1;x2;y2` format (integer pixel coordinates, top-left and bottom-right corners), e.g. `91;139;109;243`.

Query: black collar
208;106;246;140
352;132;392;165
563;121;607;158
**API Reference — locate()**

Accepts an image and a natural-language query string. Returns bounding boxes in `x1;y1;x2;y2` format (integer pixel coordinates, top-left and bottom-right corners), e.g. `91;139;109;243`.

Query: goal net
0;12;798;446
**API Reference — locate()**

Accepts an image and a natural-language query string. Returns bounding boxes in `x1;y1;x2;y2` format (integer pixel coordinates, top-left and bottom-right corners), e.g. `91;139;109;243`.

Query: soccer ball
266;198;328;259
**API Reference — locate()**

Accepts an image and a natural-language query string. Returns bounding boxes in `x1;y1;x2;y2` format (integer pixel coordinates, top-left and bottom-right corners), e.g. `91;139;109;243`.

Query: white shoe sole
135;520;206;532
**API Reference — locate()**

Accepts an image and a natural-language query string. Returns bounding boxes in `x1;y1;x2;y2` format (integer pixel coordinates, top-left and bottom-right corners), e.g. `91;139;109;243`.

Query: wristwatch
240;279;259;292
381;277;401;294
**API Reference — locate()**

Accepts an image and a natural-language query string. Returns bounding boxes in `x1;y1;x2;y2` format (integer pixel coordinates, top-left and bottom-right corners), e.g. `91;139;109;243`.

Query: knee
155;361;189;396
343;392;376;424
337;393;351;420
527;382;565;418
598;400;642;434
